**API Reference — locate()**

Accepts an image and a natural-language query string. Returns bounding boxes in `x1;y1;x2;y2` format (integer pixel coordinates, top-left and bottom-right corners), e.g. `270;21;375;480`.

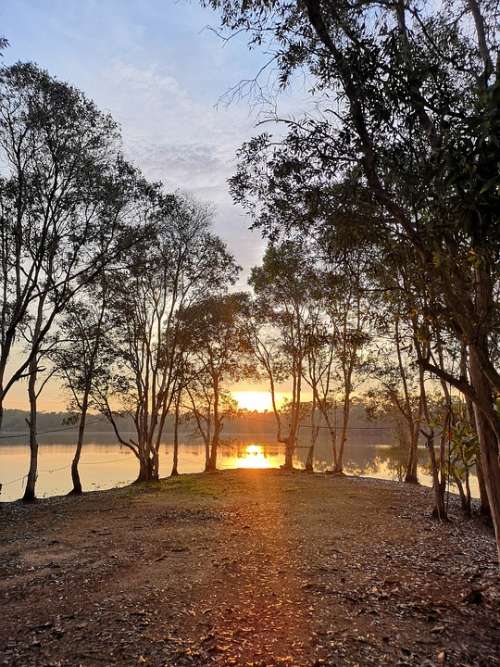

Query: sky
1;0;270;275
0;0;310;411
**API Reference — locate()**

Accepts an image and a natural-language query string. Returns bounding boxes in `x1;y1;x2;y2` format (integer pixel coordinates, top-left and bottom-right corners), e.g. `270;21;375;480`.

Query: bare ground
0;470;499;667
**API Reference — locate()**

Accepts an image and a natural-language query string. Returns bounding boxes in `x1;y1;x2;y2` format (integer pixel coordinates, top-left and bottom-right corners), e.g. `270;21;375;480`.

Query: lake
0;431;479;501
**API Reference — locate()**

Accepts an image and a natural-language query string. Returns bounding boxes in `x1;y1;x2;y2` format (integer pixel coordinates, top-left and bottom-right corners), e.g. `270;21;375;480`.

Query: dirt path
0;470;499;666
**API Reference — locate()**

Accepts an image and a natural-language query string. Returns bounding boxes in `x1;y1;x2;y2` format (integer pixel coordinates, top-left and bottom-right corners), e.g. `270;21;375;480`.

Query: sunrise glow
233;390;284;412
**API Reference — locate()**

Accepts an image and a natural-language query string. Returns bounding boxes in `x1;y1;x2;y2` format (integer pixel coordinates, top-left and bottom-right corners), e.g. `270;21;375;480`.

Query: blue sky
1;0;307;280
1;0;314;408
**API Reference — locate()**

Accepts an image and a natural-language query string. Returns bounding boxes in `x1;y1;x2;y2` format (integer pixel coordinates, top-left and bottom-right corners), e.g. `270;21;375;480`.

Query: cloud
94;59;262;271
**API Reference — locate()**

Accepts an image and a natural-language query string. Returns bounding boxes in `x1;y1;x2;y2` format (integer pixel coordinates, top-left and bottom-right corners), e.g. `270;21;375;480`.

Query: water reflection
0;432;479;501
226;444;272;469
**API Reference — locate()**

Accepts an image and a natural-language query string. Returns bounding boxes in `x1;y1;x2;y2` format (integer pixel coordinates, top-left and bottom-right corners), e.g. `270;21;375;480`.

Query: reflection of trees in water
167;436;475;488
218;439;282;460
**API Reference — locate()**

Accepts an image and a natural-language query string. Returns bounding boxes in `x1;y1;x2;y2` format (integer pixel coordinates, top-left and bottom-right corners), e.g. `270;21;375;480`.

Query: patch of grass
158;474;221;497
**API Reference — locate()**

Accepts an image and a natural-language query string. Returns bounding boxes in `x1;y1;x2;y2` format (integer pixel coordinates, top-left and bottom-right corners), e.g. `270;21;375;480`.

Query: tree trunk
135;453;156;483
404;427;419;483
476;455;491;517
207;420;221;472
283;436;295;470
23;359;39;502
204;439;211;472
305;445;314;472
207;436;219;472
69;390;89;495
171;395;180;476
306;397;318;472
469;346;500;560
334;396;350;474
426;433;447;521
206;380;221;472
461;345;490;516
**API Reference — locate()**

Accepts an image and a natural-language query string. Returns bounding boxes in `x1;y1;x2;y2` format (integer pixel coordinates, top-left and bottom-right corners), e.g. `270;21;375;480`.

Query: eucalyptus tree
303;306;338;467
245;298;292;456
366;303;424;484
96;195;239;482
178;292;251;471
320;253;372;474
203;0;500;555
249;241;316;469
48;280;113;495
0;63;147;500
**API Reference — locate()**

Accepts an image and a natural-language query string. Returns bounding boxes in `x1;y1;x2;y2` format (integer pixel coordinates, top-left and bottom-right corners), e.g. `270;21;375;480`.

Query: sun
232;390;281;412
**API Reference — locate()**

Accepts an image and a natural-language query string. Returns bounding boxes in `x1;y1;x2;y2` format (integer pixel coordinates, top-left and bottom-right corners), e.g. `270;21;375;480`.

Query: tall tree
179;292;251;471
96;195;239;482
49;281;112;494
249;242;313;469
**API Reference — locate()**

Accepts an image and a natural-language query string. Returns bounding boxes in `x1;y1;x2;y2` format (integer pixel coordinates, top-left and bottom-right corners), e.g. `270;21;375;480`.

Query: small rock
463;589;483;604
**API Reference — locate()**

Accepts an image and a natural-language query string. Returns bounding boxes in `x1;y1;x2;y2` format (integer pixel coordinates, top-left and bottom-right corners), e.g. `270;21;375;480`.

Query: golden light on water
235;444;272;469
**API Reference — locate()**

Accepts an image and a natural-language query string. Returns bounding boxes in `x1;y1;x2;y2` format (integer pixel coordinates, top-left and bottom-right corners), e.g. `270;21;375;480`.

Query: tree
96;195;239;482
49;281;112;494
249;242;313;469
179;292;251;471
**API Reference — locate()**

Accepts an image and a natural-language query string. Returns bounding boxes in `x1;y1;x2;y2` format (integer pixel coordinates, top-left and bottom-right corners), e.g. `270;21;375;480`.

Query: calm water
0;431;479;501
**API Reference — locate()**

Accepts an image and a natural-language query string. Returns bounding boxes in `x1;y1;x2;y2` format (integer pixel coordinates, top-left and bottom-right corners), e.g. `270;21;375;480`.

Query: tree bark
23;358;39;502
476;455;491;517
469;346;500;560
283;436;295;469
68;390;89;495
404;427;419;484
426;432;447;521
171;394;180;476
135;453;156;483
334;394;351;474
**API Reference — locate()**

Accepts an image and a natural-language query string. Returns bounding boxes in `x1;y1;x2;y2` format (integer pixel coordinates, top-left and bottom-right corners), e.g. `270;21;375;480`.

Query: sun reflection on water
234;444;272;469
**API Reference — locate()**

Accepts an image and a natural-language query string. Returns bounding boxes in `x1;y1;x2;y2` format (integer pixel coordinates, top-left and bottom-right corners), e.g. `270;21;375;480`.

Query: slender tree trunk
404;426;419;483
23;358;38;502
136;455;148;483
452;471;469;515
464;469;472;517
204;413;212;472
305;445;314;472
426;433;447;521
305;397;318;472
327;399;338;470
69;390;89;495
476;456;491;517
460;342;490;516
208;428;220;472
171;394;180;476
206;379;220;472
469;346;500;560
335;395;350;474
204;440;211;471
